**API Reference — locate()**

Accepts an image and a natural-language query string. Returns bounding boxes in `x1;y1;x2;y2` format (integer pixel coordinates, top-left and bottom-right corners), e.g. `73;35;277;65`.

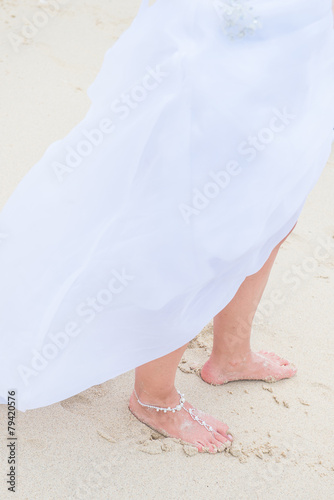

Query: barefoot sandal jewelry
133;388;215;435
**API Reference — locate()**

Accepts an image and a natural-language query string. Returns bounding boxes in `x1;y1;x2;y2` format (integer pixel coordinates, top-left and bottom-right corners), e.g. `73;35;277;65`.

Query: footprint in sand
60;383;109;414
178;358;201;375
97;427;117;444
311;381;332;392
178;348;208;376
136;431;177;454
60;394;93;414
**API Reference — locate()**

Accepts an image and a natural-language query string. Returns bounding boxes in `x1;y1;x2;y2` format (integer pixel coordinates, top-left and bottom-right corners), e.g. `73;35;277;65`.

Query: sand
0;1;334;498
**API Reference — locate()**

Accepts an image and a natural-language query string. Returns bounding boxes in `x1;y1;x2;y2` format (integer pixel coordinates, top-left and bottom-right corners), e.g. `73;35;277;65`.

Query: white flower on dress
212;0;261;40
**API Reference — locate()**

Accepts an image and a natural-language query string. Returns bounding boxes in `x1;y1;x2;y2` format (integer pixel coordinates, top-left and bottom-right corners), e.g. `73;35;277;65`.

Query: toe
197;411;230;436
271;354;291;366
259;350;291;366
288;365;297;377
276;364;297;380
206;441;218;453
213;431;231;447
214;420;230;436
283;362;297;375
196;441;204;452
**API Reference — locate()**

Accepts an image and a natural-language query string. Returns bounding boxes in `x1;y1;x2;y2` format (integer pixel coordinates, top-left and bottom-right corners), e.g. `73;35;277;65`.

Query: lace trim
212;0;262;40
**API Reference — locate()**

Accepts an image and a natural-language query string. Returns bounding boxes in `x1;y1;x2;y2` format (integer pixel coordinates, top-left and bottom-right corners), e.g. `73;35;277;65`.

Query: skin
128;0;334;454
129;224;297;452
201;226;297;385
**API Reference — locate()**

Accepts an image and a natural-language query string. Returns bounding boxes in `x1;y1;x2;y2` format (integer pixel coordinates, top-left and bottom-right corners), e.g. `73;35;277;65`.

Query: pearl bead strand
133;388;215;434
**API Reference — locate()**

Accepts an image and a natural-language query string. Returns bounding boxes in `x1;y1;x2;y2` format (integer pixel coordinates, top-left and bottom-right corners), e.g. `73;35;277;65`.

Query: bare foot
200;350;297;385
128;389;233;453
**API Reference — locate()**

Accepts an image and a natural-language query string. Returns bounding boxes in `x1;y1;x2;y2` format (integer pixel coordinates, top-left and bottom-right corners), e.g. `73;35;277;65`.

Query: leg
201;226;297;385
128;343;233;452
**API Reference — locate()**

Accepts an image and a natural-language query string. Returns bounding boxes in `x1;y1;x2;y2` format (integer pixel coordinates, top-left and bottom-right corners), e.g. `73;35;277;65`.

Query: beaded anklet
133;388;215;434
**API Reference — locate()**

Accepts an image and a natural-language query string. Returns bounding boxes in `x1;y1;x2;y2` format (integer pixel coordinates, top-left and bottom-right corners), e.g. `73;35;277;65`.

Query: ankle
133;385;180;408
208;349;252;368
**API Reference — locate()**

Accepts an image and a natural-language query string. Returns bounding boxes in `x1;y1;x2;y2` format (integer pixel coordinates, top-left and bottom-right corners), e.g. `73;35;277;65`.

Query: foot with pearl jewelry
129;387;233;453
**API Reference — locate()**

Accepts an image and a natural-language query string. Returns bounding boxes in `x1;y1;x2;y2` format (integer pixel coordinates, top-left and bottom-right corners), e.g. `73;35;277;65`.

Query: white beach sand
0;1;334;498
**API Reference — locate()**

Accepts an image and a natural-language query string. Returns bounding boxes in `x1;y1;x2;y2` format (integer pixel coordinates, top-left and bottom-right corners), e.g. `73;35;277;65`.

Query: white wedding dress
0;0;333;411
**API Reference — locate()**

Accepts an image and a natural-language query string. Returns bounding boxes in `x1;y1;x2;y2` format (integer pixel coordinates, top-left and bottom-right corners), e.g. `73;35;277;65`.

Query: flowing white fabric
0;0;333;411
